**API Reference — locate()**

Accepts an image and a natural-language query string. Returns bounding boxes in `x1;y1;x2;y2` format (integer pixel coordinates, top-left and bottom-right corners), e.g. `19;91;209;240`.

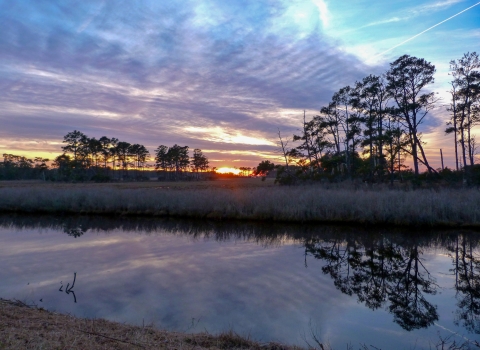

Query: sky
0;0;479;169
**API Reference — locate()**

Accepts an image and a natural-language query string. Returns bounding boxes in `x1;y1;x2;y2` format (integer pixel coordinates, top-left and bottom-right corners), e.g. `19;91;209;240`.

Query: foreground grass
0;179;479;227
0;299;299;350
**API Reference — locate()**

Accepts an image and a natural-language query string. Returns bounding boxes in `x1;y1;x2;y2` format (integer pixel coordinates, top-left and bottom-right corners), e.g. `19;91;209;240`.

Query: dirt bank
0;299;300;350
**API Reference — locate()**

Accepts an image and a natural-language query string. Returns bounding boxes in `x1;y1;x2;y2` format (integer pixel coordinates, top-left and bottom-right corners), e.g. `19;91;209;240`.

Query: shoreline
0;298;300;350
1;208;480;231
0;182;480;228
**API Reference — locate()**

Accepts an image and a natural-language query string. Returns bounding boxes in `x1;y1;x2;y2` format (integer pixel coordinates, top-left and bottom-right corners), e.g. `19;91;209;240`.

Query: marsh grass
0;182;479;227
0;299;299;350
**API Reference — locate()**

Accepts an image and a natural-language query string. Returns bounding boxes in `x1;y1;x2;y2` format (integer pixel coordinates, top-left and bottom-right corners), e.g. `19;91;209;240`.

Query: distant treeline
267;52;480;186
0;130;212;182
0;154;50;181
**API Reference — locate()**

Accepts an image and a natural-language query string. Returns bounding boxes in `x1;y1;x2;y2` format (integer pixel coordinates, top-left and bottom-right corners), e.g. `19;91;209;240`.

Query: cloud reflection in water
0;216;479;348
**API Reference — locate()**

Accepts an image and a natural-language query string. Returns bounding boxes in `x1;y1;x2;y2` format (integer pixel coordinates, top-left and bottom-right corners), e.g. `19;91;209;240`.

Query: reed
0;185;479;227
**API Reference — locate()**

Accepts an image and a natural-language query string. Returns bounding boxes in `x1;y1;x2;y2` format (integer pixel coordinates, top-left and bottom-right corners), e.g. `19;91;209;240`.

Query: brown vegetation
0;178;275;190
0;179;479;227
0;299;299;350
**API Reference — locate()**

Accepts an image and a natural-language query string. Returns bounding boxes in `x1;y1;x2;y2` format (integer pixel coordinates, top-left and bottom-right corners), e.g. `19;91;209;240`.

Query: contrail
372;1;480;59
434;322;473;344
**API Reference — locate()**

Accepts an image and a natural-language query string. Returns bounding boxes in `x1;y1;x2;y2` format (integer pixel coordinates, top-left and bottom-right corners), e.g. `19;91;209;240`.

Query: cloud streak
359;0;464;30
0;0;474;168
0;0;372;166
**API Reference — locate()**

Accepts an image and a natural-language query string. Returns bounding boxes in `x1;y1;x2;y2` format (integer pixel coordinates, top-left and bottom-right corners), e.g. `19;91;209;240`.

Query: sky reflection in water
0;216;479;349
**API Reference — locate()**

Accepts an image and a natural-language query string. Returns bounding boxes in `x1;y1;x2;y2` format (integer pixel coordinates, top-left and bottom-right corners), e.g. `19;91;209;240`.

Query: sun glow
184;126;275;146
216;167;241;175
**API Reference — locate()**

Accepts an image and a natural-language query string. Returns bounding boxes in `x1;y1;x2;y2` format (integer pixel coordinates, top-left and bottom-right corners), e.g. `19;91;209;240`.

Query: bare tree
445;81;460;171
386;55;437;176
449;52;480;168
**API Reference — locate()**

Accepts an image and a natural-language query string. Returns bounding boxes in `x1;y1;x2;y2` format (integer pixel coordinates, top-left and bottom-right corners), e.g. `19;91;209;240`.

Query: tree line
0;154;50;180
53;130;151;181
155;144;209;180
0;130;211;181
269;52;480;186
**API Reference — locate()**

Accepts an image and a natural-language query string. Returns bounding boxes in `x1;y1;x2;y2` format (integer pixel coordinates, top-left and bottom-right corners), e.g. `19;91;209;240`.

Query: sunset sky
1;0;479;169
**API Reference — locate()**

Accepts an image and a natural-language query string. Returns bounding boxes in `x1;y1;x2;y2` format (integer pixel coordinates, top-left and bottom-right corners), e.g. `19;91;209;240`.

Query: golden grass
0;299;300;350
0;179;479;227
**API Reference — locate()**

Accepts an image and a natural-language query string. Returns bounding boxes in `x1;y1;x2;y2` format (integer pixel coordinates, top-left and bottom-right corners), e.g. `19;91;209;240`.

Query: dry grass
0;178;276;190
0;299;300;350
0;179;479;227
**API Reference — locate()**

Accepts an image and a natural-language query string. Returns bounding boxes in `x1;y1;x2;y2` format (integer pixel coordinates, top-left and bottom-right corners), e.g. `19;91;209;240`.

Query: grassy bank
0;299;299;350
0;180;479;227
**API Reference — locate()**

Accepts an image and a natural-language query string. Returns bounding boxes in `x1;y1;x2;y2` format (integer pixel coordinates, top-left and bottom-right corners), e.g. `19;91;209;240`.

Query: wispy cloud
364;17;403;27
364;0;464;28
312;0;330;28
0;0;370;165
413;0;464;13
1;0;469;167
184;126;276;146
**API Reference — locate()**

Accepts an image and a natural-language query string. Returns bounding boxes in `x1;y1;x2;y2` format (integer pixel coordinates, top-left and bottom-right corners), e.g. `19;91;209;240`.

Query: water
1;215;479;349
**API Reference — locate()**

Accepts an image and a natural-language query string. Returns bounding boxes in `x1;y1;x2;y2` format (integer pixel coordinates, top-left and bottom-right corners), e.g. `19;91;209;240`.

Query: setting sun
215;167;241;175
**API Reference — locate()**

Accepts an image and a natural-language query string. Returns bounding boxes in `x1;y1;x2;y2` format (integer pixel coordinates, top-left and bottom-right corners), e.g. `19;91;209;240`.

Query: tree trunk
460;116;467;169
412;133;419;176
303;111;313;171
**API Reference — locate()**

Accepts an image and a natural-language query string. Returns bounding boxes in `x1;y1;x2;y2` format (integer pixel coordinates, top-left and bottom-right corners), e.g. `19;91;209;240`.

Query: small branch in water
62;273;78;303
69;272;76;290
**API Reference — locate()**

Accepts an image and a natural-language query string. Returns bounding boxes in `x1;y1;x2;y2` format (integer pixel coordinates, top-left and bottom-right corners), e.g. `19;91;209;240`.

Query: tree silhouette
253;160;275;177
129;144;150;178
115;141;132;178
109;138;119;176
169;144;190;178
352;75;391;181
192;148;209;176
447;234;480;333
62;130;87;162
154;145;169;178
305;234;439;331
52;154;73;180
387;244;438;331
154;144;197;180
386;55;437;176
448;52;480;172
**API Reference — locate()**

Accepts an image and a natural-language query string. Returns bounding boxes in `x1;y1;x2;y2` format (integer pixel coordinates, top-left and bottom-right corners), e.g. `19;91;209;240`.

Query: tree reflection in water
447;234;480;333
63;225;86;238
305;234;439;331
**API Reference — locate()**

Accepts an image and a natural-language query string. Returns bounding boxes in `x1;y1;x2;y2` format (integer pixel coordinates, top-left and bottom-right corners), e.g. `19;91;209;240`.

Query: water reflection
1;215;480;347
305;234;439;331
0;214;320;243
59;273;77;303
447;235;480;333
64;225;86;238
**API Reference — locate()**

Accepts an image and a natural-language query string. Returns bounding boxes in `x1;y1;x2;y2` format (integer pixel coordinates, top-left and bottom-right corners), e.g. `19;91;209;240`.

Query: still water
1;215;480;349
